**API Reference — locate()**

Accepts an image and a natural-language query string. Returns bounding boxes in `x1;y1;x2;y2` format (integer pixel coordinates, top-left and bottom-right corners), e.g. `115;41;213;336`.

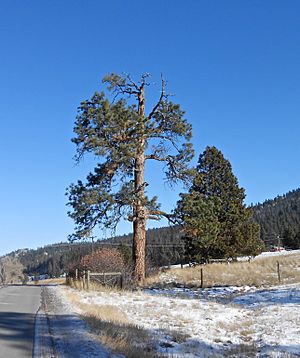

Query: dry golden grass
65;289;162;358
67;277;120;293
29;277;66;285
145;252;300;288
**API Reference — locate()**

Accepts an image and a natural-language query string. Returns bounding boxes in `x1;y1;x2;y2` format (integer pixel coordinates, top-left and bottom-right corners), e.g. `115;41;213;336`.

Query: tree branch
146;209;177;224
150;134;180;152
145;154;166;161
147;75;166;120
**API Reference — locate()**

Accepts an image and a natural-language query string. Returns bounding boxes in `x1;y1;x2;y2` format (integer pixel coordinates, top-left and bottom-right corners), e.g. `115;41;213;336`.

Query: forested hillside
252;188;300;248
5;226;183;278
2;188;299;278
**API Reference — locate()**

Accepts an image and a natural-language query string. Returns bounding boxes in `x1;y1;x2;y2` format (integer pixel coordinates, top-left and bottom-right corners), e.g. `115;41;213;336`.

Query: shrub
80;248;125;273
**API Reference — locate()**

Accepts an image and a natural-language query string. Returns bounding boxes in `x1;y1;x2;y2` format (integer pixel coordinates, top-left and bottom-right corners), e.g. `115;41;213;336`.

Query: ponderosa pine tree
176;146;262;262
67;73;193;282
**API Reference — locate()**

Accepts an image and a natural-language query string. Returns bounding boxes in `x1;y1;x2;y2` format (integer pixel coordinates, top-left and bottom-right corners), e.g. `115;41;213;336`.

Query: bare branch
140;73;151;87
126;73;140;91
150;134;181;152
146;209;177;225
147;75;167;120
147;215;161;221
145;154;166;161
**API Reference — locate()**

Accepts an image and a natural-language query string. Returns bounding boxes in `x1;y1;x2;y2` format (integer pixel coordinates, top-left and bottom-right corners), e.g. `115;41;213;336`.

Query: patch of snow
254;249;300;260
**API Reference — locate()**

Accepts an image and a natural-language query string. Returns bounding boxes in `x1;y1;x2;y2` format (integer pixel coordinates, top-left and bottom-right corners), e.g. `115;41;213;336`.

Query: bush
80;248;126;273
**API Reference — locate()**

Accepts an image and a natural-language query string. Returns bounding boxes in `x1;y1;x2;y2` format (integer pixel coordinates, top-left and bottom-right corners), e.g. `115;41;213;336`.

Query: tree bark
132;84;147;283
132;157;146;282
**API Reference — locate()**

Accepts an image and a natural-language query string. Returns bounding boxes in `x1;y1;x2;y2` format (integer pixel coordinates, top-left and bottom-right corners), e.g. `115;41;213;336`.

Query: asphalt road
0;285;41;358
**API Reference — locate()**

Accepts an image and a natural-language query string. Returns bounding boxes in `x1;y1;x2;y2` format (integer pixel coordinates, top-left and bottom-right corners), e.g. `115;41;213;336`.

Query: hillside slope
252;188;300;248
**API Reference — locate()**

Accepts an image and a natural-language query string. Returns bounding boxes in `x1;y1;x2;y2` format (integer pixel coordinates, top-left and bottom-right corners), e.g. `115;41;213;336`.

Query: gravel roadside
39;286;112;358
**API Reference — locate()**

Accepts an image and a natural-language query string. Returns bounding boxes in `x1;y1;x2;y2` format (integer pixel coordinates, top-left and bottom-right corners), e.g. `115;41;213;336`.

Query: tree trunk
132;155;146;282
132;85;146;283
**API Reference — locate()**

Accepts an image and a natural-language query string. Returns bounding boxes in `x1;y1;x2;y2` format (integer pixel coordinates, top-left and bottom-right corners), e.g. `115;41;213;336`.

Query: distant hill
252;188;300;249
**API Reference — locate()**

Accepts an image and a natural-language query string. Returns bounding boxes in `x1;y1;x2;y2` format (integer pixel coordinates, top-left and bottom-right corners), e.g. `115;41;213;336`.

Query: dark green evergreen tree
176;146;262;262
67;73;193;282
282;227;300;249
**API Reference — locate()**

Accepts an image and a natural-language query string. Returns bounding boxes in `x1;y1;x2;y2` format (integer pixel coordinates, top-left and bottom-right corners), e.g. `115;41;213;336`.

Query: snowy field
57;281;300;357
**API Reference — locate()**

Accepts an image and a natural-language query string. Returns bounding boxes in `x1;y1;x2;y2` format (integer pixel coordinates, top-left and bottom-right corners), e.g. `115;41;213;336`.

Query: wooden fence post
120;274;123;289
200;268;204;288
86;270;90;291
83;270;86;290
277;261;281;283
75;269;79;289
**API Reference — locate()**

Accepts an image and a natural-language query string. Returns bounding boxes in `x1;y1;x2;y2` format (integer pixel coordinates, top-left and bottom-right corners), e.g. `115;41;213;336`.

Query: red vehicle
269;246;285;252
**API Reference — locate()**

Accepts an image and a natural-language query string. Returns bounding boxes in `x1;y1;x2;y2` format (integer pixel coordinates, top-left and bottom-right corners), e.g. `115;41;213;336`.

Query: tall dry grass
32;277;66;285
67;277;121;293
145;252;300;288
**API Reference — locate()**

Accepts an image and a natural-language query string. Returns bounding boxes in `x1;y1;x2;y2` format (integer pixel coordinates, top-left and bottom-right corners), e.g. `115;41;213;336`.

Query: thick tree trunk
132;85;147;283
132;154;146;282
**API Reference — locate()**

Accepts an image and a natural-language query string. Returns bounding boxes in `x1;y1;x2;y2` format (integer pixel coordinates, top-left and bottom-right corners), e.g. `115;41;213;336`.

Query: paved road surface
0;285;41;358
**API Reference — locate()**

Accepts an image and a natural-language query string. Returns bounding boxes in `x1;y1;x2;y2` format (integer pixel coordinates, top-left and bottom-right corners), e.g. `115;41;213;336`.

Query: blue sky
0;0;299;255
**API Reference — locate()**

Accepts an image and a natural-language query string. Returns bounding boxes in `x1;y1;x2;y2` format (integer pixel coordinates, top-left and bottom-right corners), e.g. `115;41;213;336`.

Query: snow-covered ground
57;282;300;357
253;249;300;260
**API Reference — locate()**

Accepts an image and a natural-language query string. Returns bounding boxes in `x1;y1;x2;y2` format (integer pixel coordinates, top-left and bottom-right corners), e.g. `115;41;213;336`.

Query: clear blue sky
1;0;299;255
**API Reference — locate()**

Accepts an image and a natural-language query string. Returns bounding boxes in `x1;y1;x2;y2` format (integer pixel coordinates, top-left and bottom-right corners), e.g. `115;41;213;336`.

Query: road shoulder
39;286;111;358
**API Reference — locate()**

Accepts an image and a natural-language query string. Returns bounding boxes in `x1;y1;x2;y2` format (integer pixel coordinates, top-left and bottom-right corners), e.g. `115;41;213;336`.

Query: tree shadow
224;341;300;357
0;312;36;357
259;344;300;358
232;286;300;308
144;286;300;308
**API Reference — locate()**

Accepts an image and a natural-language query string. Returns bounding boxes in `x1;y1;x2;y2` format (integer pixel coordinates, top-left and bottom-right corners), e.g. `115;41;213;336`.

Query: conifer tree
176;146;262;262
67;73;193;282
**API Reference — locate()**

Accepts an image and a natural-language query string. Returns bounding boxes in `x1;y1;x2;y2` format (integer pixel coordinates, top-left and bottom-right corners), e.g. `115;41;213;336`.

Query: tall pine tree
176;146;262;262
67;73;193;282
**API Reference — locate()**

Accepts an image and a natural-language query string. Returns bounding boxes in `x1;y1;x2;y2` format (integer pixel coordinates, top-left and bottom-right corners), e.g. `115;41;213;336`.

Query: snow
57;282;300;357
